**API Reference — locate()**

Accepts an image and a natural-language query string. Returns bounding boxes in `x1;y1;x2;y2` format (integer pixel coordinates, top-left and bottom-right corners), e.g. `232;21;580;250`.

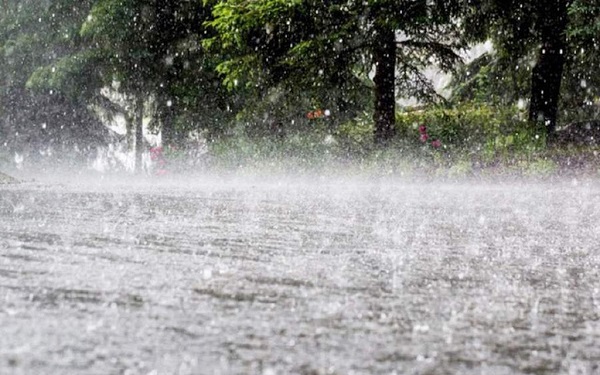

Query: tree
563;0;600;122
0;0;108;164
80;0;248;144
79;0;190;170
459;0;600;137
27;0;241;171
207;0;463;145
528;0;570;136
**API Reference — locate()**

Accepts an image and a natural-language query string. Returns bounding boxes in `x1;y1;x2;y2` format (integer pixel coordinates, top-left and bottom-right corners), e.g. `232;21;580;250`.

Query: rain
1;1;600;374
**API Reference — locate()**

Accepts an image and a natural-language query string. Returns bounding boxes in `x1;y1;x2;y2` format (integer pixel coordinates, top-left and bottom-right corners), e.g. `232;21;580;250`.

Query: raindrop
413;324;429;333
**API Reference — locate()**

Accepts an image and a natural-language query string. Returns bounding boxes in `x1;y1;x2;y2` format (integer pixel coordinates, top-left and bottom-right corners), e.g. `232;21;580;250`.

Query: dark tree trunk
528;0;569;137
134;95;144;173
373;25;397;145
125;112;134;153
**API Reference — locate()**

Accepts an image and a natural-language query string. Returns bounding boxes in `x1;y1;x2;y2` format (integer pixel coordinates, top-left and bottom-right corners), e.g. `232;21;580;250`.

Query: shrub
395;102;546;160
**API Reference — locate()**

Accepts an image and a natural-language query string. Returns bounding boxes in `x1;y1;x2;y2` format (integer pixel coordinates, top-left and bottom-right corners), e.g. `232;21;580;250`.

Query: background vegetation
1;0;599;174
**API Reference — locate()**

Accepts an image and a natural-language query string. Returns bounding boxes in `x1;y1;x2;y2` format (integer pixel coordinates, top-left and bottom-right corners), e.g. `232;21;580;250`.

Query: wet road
1;175;600;374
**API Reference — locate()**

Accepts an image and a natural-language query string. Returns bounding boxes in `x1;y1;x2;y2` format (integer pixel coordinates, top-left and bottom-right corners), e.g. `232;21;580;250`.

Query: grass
199;130;600;180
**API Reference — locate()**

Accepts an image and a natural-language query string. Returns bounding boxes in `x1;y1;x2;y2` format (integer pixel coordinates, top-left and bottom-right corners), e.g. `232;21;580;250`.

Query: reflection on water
1;176;600;374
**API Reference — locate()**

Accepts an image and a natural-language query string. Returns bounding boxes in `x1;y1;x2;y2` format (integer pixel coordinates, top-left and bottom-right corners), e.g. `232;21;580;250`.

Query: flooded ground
1;173;600;375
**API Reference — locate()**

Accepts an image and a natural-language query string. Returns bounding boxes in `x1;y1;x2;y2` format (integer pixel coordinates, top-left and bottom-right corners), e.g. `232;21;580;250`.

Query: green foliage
206;0;375;133
80;0;169;93
73;0;243;141
453;0;538;103
562;0;600;123
207;0;463;142
336;112;375;147
395;103;546;158
454;0;600;130
448;52;533;105
0;0;104;156
0;1;90;93
203;101;556;175
26;49;106;100
206;129;346;173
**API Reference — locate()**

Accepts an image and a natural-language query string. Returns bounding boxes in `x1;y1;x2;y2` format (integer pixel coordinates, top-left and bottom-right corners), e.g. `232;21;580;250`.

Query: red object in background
149;146;168;175
150;146;163;161
419;125;428;142
306;109;330;119
418;124;442;148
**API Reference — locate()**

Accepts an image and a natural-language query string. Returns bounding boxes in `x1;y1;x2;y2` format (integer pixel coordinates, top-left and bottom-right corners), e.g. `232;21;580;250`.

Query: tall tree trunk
528;0;569;138
134;95;144;173
125;113;133;153
155;2;176;148
373;25;397;145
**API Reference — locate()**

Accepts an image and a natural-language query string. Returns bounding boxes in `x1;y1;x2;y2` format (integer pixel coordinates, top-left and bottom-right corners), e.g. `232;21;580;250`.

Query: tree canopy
0;0;109;161
207;0;464;143
452;0;600;134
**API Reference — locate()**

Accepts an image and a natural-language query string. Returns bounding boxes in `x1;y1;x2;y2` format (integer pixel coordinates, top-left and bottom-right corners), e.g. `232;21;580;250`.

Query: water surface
1;174;600;374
